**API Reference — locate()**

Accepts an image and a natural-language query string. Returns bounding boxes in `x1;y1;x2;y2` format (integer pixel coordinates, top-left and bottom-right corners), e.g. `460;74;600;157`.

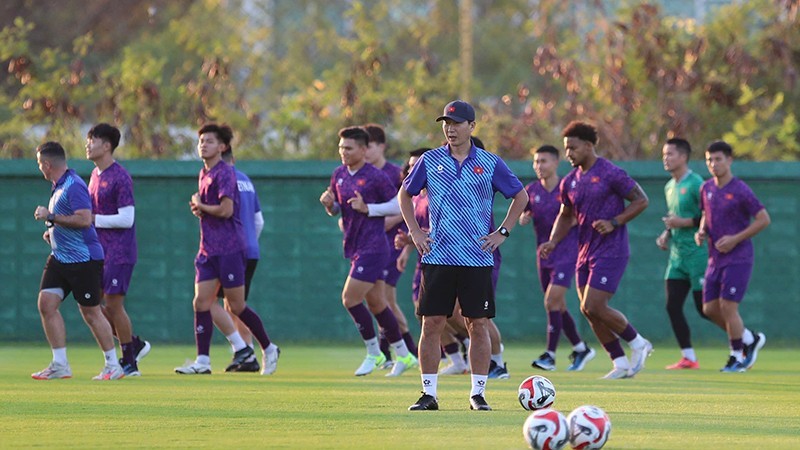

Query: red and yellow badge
725;193;734;200
473;166;484;175
591;176;600;183
680;188;687;195
100;181;109;188
356;178;366;186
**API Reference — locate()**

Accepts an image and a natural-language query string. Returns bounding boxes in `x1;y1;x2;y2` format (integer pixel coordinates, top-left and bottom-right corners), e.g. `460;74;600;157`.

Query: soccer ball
522;408;569;450
519;375;557;410
566;405;611;449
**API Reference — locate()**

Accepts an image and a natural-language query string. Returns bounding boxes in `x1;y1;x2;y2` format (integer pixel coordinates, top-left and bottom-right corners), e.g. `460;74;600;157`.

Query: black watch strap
498;226;510;237
610;218;619;228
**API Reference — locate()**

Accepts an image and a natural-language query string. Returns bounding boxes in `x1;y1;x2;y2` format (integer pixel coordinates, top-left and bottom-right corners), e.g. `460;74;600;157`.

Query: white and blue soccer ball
566;405;611;449
519;375;557;410
523;408;570;450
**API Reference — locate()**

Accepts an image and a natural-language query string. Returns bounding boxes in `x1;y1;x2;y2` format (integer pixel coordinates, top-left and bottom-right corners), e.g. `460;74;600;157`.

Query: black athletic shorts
216;258;258;300
39;255;103;307
417;264;495;319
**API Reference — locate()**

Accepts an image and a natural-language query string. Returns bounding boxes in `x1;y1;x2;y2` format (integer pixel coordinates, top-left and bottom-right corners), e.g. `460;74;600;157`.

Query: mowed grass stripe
1;344;798;449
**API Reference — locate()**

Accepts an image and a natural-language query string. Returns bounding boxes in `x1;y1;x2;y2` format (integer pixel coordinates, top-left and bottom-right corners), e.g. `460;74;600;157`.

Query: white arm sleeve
254;211;265;238
94;205;135;229
367;197;401;217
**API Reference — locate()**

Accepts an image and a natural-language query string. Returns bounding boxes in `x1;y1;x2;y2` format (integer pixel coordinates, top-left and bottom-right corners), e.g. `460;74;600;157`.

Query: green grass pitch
1;344;798;449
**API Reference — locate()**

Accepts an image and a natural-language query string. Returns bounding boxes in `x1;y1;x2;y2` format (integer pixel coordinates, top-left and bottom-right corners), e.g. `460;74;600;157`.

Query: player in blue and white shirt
399;100;528;412
32;141;124;381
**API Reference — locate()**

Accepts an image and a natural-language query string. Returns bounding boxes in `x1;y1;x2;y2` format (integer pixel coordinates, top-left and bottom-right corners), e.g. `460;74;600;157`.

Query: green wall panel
2;159;798;345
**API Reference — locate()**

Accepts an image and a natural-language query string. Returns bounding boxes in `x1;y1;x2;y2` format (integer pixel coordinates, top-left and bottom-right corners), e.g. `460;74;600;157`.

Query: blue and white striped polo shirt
403;144;523;267
48;169;104;263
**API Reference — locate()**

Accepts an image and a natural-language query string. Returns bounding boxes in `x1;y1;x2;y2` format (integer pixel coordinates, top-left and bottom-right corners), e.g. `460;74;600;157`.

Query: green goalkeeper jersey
664;170;706;260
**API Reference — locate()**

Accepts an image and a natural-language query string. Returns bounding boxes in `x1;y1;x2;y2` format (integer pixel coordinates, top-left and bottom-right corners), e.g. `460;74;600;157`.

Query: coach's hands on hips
409;228;432;255
479;231;506;252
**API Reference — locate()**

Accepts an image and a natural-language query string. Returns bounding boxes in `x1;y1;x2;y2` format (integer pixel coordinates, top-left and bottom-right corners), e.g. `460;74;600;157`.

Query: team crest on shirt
473;166;484;175
356;178;366;186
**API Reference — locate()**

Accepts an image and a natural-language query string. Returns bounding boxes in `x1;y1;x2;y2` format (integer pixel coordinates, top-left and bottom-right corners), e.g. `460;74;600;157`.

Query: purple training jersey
560;158;636;264
330;163;395;258
699;177;764;268
89;162;137;265
525;181;577;269
197;161;245;257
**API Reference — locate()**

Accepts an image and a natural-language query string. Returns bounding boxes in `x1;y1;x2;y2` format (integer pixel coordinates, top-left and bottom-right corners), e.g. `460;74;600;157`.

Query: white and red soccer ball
522;408;570;450
566;405;611;449
519;375;557;411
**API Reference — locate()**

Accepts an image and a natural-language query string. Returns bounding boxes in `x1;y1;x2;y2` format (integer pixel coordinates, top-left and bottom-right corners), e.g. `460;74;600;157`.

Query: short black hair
363;123;386;145
706;140;733;157
666;138;692;157
198;123;233;148
409;147;430;157
87;123;121;152
338;126;370;147
471;136;485;149
562;121;598;145
534;144;560;158
37;141;66;163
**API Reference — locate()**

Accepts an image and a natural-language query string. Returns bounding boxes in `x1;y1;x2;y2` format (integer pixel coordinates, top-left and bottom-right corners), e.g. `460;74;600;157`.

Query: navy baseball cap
436;100;475;123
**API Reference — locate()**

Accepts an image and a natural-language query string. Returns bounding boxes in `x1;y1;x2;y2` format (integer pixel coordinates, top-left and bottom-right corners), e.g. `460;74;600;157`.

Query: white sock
225;331;247;352
447;350;467;368
573;341;587;353
546;350;556;359
196;355;210;365
265;343;279;355
731;350;744;362
365;337;381;356
390;340;410;358
422;374;438;398
470;374;488;397
103;349;119;366
491;350;504;366
52;347;68;366
613;356;630;370
462;338;470;351
742;329;754;346
629;335;646;349
681;348;697;362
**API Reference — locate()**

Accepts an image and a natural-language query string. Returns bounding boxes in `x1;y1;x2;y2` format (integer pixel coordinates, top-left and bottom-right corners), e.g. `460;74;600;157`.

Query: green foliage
0;0;797;160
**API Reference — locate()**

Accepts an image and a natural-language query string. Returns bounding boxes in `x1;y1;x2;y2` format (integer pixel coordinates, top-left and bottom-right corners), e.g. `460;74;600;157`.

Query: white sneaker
93;364;125;381
439;362;468;375
628;339;654;377
354;353;386;376
386;353;418;377
601;367;631;379
379;360;395;370
31;361;72;380
261;347;280;375
174;360;212;375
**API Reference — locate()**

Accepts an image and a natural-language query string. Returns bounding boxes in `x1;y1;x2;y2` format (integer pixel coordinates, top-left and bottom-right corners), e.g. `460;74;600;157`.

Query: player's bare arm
539;204;574;259
192;195;234;219
593;183;649;235
694;213;707;246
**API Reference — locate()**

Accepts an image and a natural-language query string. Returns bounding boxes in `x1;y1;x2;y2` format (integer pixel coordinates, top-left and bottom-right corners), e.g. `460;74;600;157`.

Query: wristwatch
609;218;619;229
45;213;55;228
498;226;510;237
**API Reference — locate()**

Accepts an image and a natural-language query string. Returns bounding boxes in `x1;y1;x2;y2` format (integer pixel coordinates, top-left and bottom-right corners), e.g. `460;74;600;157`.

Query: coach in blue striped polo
399;100;529;411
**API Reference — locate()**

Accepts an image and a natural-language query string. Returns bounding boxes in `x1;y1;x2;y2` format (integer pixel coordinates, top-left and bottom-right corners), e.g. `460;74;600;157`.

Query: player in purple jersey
319;126;417;377
208;148;270;373
539;121;652;380
363;123;418;368
175;124;279;376
521;145;594;372
86;123;150;377
695;141;769;373
32;142;124;381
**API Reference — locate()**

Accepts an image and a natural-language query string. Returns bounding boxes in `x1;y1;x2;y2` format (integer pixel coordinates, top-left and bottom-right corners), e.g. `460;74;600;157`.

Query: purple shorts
349;252;388;283
195;252;246;288
538;262;575;293
576;257;628;294
383;246;404;287
703;263;752;303
103;263;134;295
